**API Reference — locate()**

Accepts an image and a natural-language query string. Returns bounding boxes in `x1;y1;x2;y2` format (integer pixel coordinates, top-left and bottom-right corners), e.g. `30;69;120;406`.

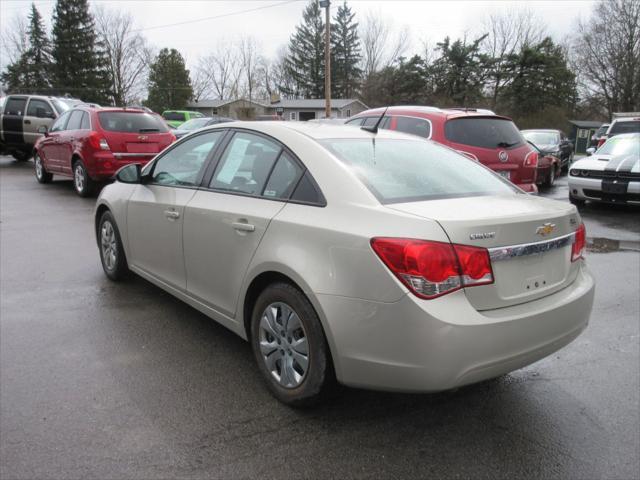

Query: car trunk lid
387;194;582;310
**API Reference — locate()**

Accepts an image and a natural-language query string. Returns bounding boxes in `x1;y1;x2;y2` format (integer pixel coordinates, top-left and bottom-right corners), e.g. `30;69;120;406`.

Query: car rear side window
163;112;185;121
98;112;169;133
290;172;325;205
394;116;431;138
66;110;84;130
26;99;54;117
445;117;524;149
4;97;27;116
209;132;281;196
321;138;517;204
262;152;303;199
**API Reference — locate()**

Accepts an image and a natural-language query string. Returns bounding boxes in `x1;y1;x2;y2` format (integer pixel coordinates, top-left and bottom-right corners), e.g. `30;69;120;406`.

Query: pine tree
25;3;52;94
331;1;362;98
284;1;325;98
145;48;193;113
51;0;111;104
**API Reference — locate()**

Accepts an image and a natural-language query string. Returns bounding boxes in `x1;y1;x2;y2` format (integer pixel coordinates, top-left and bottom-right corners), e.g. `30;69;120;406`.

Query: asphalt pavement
1;156;639;479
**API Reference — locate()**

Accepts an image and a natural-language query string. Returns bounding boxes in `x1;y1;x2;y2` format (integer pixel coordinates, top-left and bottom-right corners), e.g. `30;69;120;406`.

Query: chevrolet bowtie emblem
536;223;556;236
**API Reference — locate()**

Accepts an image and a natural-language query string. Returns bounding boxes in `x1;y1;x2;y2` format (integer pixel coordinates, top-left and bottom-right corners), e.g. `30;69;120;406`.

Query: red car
347;106;539;193
33;106;175;196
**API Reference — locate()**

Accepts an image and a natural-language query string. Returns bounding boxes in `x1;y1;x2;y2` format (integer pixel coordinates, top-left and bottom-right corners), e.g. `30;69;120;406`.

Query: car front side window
50;111;71;132
151;131;223;187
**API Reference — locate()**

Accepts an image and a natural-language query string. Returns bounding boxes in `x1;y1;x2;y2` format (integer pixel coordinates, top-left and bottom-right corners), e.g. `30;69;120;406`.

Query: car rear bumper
569;177;640;204
317;264;594;392
89;152;155;180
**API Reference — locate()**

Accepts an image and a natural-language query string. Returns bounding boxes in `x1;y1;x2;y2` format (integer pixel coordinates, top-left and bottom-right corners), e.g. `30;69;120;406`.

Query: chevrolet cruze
95;122;595;406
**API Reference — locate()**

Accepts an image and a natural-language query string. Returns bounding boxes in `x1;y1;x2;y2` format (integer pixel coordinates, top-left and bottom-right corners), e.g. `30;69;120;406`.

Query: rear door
183;131;301;317
24;98;56;147
1;96;27;147
126;130;224;290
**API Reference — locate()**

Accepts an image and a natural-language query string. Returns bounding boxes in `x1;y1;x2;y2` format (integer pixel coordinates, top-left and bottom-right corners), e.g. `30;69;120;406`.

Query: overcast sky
1;0;597;71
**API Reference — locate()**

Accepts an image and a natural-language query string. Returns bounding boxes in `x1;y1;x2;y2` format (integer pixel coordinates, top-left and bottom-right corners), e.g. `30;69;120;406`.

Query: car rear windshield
179;118;210;131
163;112;185;121
609;120;640;135
597;136;640;156
320;138;518;204
445;117;525;149
98;112;169;133
522;131;559;146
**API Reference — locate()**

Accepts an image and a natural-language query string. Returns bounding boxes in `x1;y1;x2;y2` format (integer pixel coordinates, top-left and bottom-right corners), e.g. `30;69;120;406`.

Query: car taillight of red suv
346;106;539;193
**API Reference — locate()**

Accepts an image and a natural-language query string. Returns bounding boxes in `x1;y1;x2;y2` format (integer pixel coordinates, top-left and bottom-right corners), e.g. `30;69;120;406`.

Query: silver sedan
95;121;595;405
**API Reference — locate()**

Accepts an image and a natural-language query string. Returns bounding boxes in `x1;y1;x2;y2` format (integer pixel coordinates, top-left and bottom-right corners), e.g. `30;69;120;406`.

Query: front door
24;98;56;147
184;131;302;317
38;110;71;172
126;130;225;290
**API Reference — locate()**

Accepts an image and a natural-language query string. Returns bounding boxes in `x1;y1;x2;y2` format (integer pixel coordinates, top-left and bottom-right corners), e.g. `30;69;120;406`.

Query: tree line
2;0;639;128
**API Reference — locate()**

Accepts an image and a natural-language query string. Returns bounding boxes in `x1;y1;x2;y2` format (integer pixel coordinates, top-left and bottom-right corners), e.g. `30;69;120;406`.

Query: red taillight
89;132;110;151
572;224;586;262
597;138;606;148
371;238;494;299
524;150;538;168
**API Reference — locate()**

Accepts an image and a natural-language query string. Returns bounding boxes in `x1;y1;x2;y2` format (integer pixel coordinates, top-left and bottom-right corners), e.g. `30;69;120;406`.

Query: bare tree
573;0;640;115
238;35;261;102
94;6;152;106
190;56;215;102
480;8;545;108
199;41;241;100
359;12;409;78
1;14;29;67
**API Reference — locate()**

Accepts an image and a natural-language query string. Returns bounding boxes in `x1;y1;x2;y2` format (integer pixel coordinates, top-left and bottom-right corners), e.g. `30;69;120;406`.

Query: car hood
571;155;639;173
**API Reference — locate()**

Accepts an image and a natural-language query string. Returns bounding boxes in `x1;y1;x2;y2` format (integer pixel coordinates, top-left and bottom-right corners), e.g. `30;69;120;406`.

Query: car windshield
320;138;518;204
445;117;525;149
179;118;210;131
609;120;640;135
51;99;71;114
98;112;170;133
522;131;559;146
597;136;640;156
595;125;609;136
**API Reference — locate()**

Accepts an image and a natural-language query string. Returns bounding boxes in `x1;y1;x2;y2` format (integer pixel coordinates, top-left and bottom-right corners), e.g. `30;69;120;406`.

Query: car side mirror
586;147;595;156
37;125;49;136
115;163;142;183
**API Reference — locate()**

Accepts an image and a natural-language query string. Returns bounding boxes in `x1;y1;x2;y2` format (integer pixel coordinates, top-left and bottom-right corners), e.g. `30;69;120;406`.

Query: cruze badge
498;150;508;162
470;232;496;240
536;223;556;236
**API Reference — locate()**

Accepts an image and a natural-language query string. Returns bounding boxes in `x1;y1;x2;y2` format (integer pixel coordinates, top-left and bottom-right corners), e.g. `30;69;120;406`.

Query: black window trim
144;128;231;190
197;127;326;207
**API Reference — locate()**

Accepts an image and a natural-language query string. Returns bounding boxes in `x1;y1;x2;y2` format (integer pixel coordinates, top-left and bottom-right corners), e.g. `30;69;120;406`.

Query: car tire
569;195;585;207
98;210;129;281
34;153;53;183
12;150;32;162
73;160;94;197
544;165;556;187
251;282;335;407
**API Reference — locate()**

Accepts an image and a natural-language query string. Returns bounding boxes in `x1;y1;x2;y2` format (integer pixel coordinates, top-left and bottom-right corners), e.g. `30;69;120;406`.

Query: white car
95;122;595;405
570;133;640;206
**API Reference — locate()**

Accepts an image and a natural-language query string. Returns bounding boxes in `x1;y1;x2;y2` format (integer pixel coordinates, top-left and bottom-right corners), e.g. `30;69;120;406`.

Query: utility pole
320;0;331;118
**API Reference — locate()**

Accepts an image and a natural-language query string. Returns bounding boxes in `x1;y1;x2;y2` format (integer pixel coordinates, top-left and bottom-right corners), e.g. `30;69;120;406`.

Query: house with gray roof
186;98;269;119
267;98;368;121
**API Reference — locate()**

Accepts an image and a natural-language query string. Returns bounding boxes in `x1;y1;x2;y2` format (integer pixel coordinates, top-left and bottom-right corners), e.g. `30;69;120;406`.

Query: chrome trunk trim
488;232;576;261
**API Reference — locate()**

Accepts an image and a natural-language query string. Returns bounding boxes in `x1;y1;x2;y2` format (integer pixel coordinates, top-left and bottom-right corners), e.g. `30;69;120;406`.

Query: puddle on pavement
587;237;640;253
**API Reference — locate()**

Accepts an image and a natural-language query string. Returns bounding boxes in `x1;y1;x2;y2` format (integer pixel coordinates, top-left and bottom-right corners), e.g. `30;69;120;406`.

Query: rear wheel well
95;205;110;244
71;154;82;170
243;272;296;339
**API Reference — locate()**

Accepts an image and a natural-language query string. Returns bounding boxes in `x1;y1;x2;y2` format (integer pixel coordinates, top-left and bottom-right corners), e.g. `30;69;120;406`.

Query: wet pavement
1;158;639;479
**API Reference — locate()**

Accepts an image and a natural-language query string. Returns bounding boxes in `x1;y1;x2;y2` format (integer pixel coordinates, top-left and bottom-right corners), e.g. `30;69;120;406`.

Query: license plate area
126;142;159;153
602;179;628;194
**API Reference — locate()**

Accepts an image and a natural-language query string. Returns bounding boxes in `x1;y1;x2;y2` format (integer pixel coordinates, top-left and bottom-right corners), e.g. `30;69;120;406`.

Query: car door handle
164;210;180;220
24;119;31;125
232;221;255;232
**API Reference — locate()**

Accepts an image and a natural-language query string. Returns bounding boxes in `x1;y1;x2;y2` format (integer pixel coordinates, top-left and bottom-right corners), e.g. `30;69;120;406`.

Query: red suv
347;106;538;193
33;106;175;196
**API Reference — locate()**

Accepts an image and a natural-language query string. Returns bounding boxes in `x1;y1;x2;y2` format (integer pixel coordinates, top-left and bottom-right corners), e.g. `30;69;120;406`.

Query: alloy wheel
74;164;85;193
35;156;43;180
101;220;117;271
258;302;309;388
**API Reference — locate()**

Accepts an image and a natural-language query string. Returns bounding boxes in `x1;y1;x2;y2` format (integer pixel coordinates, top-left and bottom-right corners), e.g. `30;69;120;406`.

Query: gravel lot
1;156;639;479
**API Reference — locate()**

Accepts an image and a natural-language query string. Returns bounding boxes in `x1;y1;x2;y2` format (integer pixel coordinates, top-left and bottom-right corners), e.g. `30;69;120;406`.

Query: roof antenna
361;107;388;134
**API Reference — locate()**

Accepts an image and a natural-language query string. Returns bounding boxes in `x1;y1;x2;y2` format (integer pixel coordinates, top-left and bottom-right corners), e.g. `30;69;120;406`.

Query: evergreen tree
51;0;111;103
331;1;362;98
25;3;52;94
145;48;193;113
284;1;325;98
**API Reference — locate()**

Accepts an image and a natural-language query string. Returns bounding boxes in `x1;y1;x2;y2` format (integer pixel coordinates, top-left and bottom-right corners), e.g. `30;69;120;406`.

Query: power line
130;0;301;33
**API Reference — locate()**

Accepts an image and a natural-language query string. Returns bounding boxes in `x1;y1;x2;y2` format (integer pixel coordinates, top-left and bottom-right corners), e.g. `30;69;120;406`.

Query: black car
172;116;234;139
521;129;574;170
